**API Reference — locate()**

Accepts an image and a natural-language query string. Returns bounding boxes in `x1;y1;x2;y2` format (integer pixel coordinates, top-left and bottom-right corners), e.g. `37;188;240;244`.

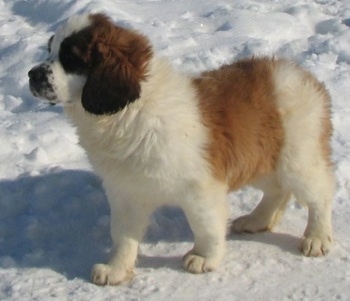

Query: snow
1;0;350;300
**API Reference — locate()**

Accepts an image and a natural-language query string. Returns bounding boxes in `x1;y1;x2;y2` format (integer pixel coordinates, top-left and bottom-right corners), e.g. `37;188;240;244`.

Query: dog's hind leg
281;161;334;257
231;175;291;234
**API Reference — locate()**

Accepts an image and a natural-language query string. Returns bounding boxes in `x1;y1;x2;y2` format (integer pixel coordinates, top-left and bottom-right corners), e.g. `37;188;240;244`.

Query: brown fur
28;15;335;284
194;58;284;190
88;14;152;79
72;14;153;114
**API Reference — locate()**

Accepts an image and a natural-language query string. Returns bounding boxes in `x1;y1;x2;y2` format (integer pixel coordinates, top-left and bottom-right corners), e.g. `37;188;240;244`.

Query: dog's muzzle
28;65;57;104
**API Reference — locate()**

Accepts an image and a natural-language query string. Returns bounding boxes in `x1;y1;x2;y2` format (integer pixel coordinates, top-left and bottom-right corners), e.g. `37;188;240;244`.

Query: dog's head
28;13;153;115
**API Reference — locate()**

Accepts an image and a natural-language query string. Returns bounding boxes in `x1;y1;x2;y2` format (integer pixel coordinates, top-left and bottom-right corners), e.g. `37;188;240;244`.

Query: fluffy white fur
65;57;229;283
232;62;334;255
28;14;334;286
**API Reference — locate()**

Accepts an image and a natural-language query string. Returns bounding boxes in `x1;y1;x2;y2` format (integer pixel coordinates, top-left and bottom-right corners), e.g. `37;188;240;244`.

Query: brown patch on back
194;58;284;190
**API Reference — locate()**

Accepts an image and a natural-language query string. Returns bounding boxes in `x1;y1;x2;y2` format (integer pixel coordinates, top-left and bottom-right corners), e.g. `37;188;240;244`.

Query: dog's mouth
28;66;58;105
29;79;59;105
29;83;57;104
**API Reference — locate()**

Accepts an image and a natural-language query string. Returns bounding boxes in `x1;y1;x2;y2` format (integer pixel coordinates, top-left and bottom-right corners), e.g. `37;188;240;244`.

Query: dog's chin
29;87;59;106
38;96;58;106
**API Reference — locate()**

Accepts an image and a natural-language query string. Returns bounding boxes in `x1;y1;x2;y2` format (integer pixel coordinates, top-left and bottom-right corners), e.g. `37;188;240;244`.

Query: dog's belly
87;150;196;208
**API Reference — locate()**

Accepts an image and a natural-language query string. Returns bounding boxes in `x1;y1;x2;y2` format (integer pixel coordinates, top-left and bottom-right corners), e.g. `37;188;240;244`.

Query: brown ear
81;15;153;115
82;57;141;115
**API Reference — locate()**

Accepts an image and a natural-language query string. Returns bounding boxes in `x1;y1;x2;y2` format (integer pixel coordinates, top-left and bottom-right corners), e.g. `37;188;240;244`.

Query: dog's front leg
91;197;151;286
182;181;229;274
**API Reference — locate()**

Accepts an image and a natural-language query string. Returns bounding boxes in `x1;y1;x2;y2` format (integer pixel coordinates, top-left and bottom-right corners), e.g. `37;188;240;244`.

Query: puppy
28;13;334;285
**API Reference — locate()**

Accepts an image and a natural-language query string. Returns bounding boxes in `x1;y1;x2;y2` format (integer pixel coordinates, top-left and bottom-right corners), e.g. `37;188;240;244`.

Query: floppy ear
81;57;141;115
81;17;153;115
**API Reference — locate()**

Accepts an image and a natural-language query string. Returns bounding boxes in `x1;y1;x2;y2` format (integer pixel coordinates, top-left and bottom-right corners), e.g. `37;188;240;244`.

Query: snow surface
1;0;350;300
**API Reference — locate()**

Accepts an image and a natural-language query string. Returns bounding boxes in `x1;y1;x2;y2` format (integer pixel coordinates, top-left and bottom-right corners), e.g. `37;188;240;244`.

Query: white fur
51;62;86;103
38;14;91;105
274;62;334;255
231;61;334;256
29;14;334;286
64;58;229;284
50;14;91;58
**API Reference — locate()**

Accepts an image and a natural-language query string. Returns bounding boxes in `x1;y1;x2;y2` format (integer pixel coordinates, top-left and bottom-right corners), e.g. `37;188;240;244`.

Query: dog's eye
59;39;87;74
48;35;54;53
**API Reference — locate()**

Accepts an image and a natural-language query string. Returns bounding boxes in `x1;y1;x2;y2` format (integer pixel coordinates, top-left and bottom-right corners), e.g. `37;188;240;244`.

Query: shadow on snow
0;169;192;281
0;169;302;282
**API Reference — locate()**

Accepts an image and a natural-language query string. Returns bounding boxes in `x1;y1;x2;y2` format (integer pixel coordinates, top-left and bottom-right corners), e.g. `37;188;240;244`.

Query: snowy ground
1;0;350;300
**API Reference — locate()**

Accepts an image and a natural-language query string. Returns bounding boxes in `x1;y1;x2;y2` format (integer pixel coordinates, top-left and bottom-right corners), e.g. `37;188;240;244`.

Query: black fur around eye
59;38;87;74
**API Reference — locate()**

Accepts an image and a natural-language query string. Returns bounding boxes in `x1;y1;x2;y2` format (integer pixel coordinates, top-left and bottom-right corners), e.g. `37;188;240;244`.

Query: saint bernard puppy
28;13;334;285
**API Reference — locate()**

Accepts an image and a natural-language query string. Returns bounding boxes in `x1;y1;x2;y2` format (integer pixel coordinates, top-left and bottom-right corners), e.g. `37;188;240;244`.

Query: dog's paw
301;234;333;257
231;214;271;233
91;264;134;286
182;251;219;274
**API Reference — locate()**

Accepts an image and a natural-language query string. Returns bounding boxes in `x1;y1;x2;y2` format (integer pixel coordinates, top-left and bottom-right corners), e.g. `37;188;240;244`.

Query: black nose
28;66;47;83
